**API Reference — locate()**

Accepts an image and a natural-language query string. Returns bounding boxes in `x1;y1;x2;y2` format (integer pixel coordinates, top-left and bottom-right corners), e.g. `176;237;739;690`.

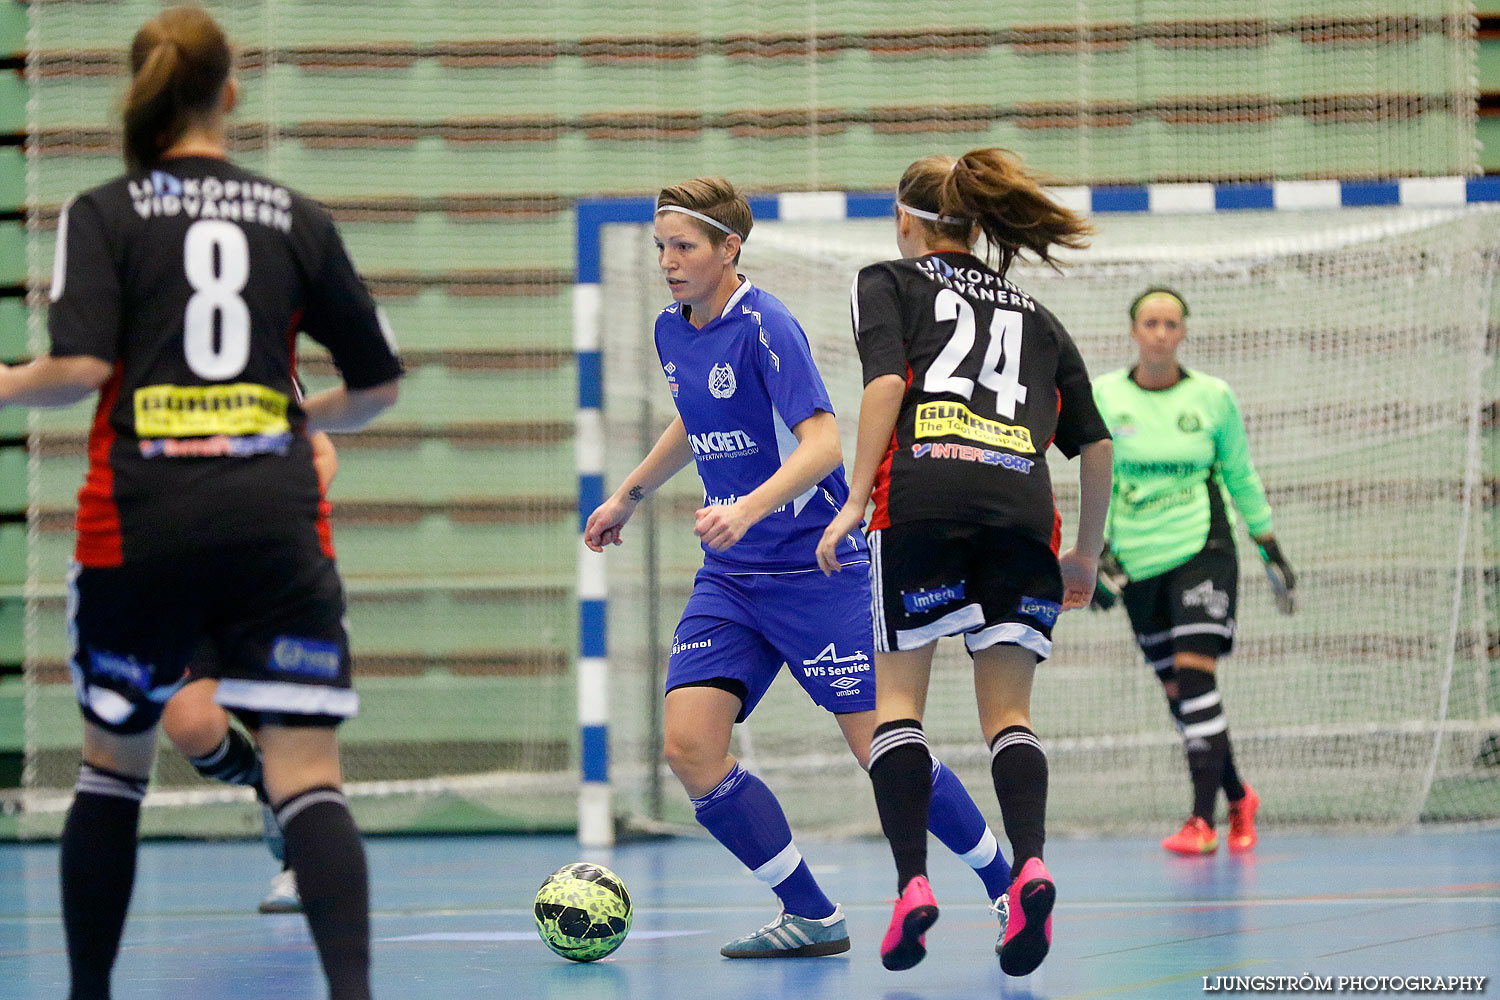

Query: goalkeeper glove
1257;537;1296;615
1090;551;1127;611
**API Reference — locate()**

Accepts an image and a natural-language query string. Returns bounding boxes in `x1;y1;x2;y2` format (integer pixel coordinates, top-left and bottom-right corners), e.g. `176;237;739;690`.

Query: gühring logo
689;428;758;460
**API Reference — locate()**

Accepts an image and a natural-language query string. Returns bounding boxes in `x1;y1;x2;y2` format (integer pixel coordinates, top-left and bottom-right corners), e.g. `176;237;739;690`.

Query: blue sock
692;763;835;920
928;758;1012;899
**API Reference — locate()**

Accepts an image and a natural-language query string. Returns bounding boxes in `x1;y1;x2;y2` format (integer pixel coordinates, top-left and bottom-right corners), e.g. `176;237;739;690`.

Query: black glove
1257;537;1296;615
1090;551;1127;611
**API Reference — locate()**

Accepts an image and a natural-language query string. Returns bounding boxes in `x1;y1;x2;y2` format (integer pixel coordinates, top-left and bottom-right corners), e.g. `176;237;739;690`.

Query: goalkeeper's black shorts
1121;544;1238;673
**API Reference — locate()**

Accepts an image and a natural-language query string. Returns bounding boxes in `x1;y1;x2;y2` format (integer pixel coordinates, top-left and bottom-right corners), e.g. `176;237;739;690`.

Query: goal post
580;178;1500;843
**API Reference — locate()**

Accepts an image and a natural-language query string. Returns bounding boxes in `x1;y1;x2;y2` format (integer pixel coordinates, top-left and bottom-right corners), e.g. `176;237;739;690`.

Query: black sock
1157;665;1182;727
868;719;931;894
1222;747;1246;802
989;726;1048;875
277;788;371;1000
188;727;265;799
61;764;147;1000
1177;667;1230;825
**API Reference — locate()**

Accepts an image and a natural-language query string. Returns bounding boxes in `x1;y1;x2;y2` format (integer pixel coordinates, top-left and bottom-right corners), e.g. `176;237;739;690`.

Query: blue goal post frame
570;175;1500;846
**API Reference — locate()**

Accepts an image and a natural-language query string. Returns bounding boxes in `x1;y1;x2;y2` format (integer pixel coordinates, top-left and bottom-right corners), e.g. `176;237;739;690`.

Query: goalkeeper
1090;287;1295;856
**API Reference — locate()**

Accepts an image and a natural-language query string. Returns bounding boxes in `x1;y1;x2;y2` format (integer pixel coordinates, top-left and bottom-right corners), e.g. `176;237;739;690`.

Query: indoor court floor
2;827;1497;998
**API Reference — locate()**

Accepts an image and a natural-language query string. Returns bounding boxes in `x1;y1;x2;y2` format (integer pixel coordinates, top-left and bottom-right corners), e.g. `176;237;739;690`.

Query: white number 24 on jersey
182;220;251;380
923;289;1027;419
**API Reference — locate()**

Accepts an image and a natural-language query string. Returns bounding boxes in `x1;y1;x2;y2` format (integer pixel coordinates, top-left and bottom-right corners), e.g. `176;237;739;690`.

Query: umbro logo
830;677;860;690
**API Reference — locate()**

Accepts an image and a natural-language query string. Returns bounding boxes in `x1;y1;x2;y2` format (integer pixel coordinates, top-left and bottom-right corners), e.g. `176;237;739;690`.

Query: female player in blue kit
585;176;1014;958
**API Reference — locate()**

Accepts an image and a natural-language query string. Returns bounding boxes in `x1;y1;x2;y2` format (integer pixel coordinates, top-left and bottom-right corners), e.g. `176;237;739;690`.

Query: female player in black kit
818;149;1113;976
0;8;401;999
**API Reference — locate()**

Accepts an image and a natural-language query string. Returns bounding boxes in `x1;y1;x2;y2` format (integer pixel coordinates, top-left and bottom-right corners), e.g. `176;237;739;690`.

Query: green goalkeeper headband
1129;287;1189;320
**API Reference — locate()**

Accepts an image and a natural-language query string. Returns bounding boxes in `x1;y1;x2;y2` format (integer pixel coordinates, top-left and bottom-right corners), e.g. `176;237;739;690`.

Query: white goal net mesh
601;203;1499;835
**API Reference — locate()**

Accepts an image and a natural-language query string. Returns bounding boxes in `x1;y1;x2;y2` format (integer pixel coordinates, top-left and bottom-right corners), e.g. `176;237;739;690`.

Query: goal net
13;0;1483;842
600;200;1500;835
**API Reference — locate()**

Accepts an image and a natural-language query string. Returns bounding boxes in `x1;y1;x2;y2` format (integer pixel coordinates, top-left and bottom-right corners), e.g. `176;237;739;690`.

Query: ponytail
898;148;1092;277
122;6;232;170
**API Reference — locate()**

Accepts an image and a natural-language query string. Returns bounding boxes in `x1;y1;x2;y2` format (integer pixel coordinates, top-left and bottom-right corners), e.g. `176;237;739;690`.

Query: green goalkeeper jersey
1092;368;1274;580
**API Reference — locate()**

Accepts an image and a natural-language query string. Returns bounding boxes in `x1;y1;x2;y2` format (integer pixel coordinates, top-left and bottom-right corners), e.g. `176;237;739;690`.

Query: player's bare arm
817;373;905;574
585;415;693;551
695;409;840;552
302;379;400;433
0;355;112;409
1058;437;1113;610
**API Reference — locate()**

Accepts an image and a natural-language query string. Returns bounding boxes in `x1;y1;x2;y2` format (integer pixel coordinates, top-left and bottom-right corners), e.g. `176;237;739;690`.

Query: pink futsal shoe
1227;784;1260;852
999;857;1055;977
880;875;940;971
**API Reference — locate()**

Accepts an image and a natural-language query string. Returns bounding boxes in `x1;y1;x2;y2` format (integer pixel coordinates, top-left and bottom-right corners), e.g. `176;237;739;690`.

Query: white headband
655;203;741;238
897;201;970;226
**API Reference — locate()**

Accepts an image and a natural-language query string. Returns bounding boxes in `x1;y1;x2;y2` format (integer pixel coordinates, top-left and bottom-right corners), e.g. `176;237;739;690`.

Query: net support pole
573;196;668;844
575;274;611;847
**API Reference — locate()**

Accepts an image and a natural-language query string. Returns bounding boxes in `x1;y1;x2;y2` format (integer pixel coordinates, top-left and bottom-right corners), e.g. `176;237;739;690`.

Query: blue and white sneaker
257;869;301;914
990;892;1010;954
720;905;851;958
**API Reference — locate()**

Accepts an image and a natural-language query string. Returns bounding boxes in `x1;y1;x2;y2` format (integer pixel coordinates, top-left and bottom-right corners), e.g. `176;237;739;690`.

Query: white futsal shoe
258;868;302;914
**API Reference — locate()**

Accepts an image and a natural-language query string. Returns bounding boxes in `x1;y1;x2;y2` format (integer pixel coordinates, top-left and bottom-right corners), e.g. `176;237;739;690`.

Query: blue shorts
666;562;877;722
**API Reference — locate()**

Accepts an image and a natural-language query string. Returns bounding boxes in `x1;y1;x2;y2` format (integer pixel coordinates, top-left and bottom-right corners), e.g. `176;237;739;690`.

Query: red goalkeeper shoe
1227;784;1260;852
1162;816;1219;855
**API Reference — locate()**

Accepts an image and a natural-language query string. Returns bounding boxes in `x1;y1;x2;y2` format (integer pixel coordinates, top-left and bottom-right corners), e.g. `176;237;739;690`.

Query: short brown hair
898;148;1092;277
123;6;232;170
655;177;753;264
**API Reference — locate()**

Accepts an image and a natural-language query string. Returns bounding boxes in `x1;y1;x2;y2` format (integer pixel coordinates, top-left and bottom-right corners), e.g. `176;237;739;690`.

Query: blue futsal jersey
655;280;868;574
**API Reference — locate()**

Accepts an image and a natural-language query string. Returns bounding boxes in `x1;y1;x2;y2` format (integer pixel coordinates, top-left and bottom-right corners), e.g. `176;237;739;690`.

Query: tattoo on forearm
628;485;645;502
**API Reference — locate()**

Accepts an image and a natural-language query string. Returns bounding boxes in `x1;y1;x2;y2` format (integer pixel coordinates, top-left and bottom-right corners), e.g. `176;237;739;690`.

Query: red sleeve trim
74;364;124;567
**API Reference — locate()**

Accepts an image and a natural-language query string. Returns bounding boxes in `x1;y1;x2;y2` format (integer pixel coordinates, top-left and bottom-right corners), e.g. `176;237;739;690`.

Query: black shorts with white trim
1121;543;1238;666
68;536;356;734
869;520;1062;658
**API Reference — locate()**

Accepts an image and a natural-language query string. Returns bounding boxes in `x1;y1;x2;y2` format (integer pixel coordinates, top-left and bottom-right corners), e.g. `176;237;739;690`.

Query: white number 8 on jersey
182;219;251;380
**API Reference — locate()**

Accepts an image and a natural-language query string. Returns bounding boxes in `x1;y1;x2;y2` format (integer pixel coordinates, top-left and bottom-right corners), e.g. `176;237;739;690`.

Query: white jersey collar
719;277;753;318
681;277;754;326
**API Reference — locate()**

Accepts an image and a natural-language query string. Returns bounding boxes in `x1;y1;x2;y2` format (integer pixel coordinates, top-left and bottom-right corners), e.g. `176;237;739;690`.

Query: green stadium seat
0;222;23;286
0;147;21;211
0;598;19;663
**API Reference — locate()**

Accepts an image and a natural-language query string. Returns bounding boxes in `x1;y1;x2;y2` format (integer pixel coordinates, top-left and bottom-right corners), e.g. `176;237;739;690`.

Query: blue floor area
2;829;1498;998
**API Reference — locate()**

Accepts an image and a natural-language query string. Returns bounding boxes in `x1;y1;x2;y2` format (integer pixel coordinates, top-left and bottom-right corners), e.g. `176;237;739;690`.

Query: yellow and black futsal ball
533;862;633;961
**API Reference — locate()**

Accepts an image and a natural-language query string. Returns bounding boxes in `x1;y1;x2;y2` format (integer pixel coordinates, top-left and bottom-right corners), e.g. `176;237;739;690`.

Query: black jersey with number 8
850;250;1108;549
47;156;402;567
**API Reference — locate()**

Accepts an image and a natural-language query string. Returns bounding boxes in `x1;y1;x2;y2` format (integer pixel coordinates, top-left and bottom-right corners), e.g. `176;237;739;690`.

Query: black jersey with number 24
47;156;402;567
851;251;1108;549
